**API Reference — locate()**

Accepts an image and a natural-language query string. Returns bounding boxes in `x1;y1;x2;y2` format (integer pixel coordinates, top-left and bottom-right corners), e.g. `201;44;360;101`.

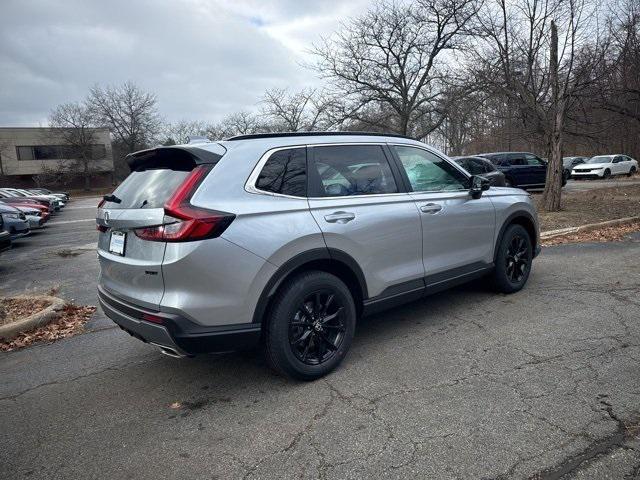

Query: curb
541;216;640;240
0;296;66;341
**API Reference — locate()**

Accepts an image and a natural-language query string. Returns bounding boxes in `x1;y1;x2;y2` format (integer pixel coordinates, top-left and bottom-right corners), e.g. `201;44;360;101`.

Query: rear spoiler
126;145;226;172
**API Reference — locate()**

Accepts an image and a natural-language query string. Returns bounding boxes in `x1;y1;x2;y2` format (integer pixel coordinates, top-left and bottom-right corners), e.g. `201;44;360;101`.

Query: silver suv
97;132;540;380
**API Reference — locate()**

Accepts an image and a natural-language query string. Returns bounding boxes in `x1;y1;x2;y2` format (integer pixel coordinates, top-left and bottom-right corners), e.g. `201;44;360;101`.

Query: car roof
180;132;432;160
217;132;425;150
477;151;535;156
0;202;19;213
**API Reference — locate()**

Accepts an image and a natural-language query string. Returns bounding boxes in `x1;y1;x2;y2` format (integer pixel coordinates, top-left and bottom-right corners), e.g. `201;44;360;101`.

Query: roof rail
226;131;414;141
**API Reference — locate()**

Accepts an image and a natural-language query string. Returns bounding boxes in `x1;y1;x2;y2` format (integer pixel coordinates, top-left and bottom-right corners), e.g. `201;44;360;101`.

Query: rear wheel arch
494;212;538;263
252;248;367;325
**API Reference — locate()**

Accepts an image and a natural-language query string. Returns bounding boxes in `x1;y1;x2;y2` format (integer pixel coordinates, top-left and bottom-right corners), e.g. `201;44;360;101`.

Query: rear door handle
324;211;355;223
420;203;442;214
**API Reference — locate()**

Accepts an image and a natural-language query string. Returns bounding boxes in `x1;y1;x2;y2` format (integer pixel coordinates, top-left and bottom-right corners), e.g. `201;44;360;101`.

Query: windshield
586;156;612;164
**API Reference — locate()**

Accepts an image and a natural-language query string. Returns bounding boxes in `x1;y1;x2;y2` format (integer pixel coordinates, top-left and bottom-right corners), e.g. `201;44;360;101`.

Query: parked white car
571;155;638;179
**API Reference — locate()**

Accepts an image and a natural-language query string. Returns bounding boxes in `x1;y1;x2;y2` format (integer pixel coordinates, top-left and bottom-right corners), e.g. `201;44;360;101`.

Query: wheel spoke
291;329;311;346
321;307;344;324
318;332;338;351
323;325;345;332
301;336;312;361
314;293;322;315
322;294;334;315
303;302;313;316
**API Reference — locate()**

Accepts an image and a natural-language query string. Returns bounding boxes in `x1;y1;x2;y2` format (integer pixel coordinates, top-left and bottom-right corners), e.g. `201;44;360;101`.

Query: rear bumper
98;286;261;355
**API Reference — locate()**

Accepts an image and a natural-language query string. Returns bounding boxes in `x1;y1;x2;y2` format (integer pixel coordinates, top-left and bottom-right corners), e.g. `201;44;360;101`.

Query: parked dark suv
478;152;567;189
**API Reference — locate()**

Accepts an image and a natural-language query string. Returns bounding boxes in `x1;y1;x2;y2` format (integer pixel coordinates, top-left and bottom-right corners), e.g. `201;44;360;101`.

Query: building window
16;144;107;161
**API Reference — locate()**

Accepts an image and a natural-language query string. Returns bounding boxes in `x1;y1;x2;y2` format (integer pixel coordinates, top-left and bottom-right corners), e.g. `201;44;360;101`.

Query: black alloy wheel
505;234;530;283
492;224;533;293
264;271;356;380
289;290;345;365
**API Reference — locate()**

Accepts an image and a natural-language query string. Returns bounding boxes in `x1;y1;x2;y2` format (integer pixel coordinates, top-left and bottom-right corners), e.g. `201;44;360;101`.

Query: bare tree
260;88;339;132
312;0;481;138
87;81;160;153
49;102;101;190
159;120;209;145
595;0;640;123
469;0;605;211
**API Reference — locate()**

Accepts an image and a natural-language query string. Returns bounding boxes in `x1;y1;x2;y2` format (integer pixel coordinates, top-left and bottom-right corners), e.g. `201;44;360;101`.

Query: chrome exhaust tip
150;343;187;359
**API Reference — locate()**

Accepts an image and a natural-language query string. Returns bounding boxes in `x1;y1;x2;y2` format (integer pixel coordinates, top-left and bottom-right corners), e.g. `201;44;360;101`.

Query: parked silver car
11;204;46;229
0;202;30;238
97;132;540;379
0;215;11;253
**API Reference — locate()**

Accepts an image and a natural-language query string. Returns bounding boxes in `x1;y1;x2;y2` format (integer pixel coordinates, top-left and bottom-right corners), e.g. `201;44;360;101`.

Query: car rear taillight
97;198;106;208
134;164;234;242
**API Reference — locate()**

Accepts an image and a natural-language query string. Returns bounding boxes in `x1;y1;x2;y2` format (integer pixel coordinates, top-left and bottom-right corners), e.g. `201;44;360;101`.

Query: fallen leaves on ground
0;304;96;352
542;222;640;246
0;298;52;326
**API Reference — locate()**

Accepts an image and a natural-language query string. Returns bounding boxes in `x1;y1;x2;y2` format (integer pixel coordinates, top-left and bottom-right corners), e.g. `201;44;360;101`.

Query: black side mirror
470;175;490;199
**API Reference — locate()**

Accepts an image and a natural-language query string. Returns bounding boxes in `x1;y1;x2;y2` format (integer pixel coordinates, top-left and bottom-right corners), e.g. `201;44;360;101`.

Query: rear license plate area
109;231;126;256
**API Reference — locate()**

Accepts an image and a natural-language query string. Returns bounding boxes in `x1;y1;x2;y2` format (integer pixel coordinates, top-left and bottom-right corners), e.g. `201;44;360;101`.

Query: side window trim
387;143;471;193
308;143;410;198
246;145;308;199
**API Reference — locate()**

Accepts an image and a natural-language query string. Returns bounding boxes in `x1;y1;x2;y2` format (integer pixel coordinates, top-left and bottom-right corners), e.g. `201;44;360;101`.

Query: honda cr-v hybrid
97;132;540;380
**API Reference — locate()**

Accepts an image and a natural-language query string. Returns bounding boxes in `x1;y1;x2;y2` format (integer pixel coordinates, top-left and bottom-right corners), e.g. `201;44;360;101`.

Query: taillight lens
134;164;234;242
97;198;106;208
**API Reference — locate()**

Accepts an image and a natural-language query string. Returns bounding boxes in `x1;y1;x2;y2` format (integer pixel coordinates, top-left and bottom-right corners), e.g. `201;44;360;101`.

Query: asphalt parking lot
1;193;639;479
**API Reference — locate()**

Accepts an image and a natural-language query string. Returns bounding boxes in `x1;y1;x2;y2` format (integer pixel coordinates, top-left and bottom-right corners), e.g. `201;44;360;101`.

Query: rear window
104;168;191;209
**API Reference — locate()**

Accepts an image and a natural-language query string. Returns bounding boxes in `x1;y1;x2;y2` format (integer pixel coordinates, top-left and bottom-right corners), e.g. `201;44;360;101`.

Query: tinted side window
311;145;397;197
468;158;490;174
256;148;306;197
477;159;496;172
510;155;527;166
394;146;469;192
482;154;504;166
525;154;544;166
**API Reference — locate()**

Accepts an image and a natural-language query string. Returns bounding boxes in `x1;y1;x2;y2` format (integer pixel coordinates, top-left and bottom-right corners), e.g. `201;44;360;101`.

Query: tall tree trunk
542;20;563;212
84;160;90;191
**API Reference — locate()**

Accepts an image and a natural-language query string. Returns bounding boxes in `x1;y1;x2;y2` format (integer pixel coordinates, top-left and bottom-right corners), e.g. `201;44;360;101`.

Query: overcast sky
0;0;371;126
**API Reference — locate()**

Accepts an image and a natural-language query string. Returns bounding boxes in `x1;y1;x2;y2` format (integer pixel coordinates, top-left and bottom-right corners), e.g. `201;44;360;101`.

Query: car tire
628;167;637;177
492;224;533;294
603;169;611;179
264;270;356;381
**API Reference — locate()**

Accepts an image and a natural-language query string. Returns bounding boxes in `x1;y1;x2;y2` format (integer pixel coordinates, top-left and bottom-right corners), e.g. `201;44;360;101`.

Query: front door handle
324;211;355;223
420;203;442;214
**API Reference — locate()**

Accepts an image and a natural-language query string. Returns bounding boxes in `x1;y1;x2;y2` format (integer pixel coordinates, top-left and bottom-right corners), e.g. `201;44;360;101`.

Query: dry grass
534;183;640;231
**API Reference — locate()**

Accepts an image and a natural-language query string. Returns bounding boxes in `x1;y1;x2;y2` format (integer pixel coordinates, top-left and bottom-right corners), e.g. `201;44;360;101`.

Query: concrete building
0;127;114;187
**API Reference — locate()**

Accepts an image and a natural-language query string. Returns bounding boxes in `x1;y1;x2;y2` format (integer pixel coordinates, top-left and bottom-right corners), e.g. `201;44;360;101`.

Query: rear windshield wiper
103;194;122;204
